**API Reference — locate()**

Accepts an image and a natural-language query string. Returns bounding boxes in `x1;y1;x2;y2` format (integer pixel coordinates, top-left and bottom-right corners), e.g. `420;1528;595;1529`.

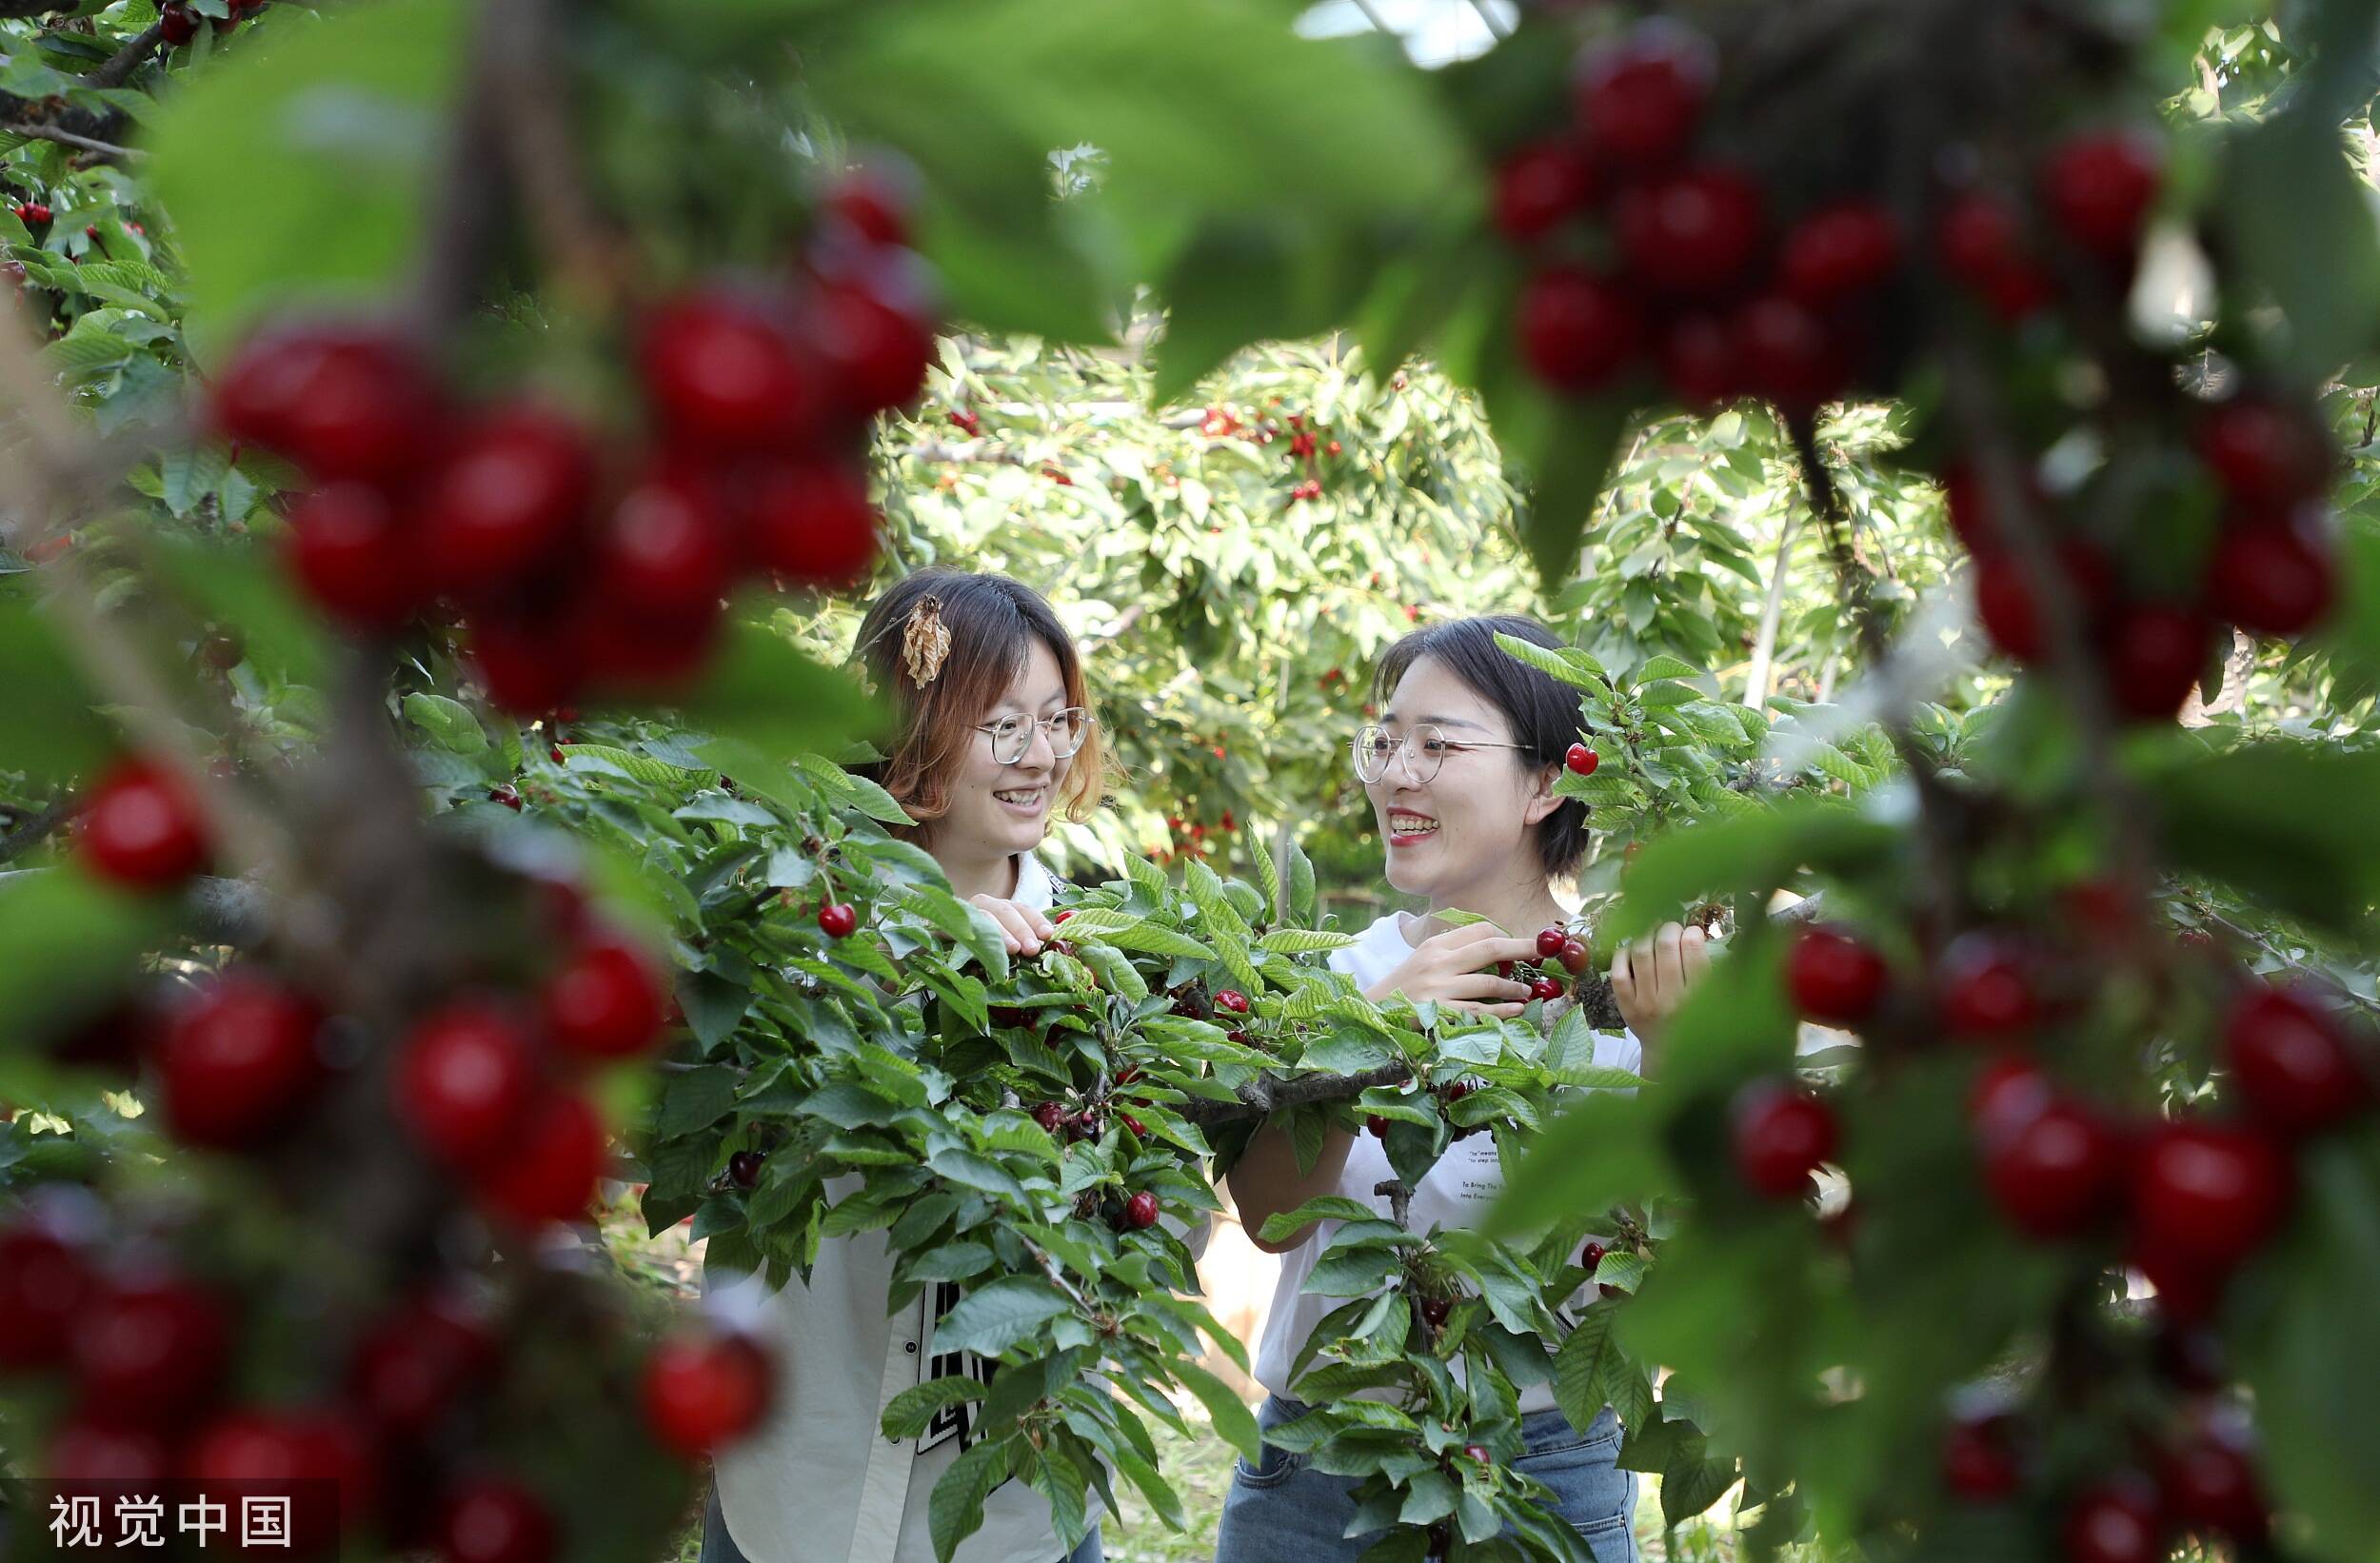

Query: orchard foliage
5;1;2380;1563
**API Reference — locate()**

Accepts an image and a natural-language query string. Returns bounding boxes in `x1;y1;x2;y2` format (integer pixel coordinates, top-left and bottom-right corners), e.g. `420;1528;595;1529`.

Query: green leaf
401;691;487;755
883;1375;990;1441
933;1276;1073;1355
2146;742;2380;932
658;1066;743;1138
1172;1357;1261;1462
1661;1449;1739;1528
0;590;111;782
1492;632;1609;695
1552;1307;1618;1437
2219;63;2380;381
1148;220;1378;407
145;0;470;352
0;871;177;1040
929;1436;1016;1563
2240;1130;2380;1551
660;620;883;771
1487;1092;1672;1239
1609;798;1896;943
1471;340;1635;591
1256;1194;1379;1246
1254;929;1355;955
1634;654;1703;682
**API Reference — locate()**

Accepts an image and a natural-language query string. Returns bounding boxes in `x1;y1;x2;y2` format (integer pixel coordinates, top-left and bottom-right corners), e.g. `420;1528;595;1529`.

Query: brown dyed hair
850;568;1108;840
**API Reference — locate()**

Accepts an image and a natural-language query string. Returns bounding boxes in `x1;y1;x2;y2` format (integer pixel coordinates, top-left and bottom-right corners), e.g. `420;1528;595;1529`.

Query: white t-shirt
715;851;1068;1563
1248;911;1643;1416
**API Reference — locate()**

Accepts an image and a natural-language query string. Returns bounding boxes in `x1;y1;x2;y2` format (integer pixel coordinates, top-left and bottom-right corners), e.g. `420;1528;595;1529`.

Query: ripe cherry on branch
1730;1079;1837;1199
1785;923;1888;1026
640;1330;774;1458
76;755;209;891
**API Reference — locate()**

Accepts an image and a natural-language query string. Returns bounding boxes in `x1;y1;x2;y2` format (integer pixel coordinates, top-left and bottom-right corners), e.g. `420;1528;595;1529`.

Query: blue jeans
701;1483;1102;1563
1214;1395;1639;1563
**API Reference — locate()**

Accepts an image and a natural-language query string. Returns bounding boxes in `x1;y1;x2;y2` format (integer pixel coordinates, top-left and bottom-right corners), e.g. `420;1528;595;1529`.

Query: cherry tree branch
3;122;144;161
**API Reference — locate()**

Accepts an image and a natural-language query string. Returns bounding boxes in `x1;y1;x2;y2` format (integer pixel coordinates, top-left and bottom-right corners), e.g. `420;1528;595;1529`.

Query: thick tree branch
89;20;167;90
0;799;69;862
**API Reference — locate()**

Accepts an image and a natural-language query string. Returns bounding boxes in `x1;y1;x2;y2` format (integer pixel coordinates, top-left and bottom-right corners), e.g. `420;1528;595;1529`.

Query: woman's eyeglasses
976;707;1094;765
1352;723;1532;785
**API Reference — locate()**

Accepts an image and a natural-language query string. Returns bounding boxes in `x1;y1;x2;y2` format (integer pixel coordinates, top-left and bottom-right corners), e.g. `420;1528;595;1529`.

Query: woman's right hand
1362;921;1542;1015
969;894;1058;956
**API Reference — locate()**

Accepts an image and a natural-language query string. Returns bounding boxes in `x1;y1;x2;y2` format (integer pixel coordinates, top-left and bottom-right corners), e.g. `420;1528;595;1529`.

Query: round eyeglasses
975;707;1094;765
1352;723;1533;785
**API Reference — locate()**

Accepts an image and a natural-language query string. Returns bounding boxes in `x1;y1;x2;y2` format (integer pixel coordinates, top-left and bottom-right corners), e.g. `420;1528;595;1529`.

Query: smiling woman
701;568;1118;1563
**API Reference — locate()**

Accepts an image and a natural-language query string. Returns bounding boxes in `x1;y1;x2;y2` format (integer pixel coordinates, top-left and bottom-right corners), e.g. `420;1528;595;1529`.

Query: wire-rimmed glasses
977;707;1094;764
1352;723;1533;785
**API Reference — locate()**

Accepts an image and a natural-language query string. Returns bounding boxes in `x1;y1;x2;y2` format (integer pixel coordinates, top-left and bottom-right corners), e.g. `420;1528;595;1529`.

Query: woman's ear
1520;762;1563;826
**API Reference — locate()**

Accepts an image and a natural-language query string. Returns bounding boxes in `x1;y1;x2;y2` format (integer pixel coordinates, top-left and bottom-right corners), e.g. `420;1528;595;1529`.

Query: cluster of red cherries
1722;918;2375;1558
209;163;934;715
41;752;783;1556
155;0;265;45
1197;403;1341;504
1495;16;2339;720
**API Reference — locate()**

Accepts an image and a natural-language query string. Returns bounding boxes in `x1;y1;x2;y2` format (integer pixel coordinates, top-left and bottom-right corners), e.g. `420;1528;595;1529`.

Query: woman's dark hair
1372;615;1591;879
849;569;1108;840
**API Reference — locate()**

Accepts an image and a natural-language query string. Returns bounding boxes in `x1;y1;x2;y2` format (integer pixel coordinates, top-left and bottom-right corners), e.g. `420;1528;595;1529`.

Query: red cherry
1658;313;1740;410
1565;743;1598;776
2159;1427;2269;1543
822;159;918;248
1617;167;1766;298
1730;1079;1837;1198
810;249;940;418
1419;1296;1453;1328
1493;139;1598;244
817;901;859;939
469;1090;605;1226
1536;928;1568;960
1529;976;1565;1001
437;1477;559;1563
1968;1057;2053;1144
158;2;197;42
1124;1190;1160;1230
48;1417;170;1481
1980;1097;2122;1238
1573;21;1716;168
1559;938;1591;976
2208;518;2334;637
1934;193;2037;294
467;610;583;719
72;1273;230;1427
419;406;593;594
1941;1413;2022;1502
2130;1236;2224;1326
2103;604;2208;721
2194;399;2330;508
1937;935;2040;1039
285;483;429;632
2131;1118;2292;1269
2225;984;2370;1133
1778;202;1902;303
1973;542;2115;663
1215;988;1251;1015
592;473;730;620
541;935;665;1059
574;591;725;695
2062;1476;2168;1563
0;1223;95;1372
2040;130;2162;259
1034;1101;1066;1134
347;1290;495;1435
729;1150;766;1188
1786;924;1889;1025
395;1003;537;1170
641;1332;774;1458
637;291;817;452
211;325;441;485
185;1405;376;1549
1365;1114;1390;1138
77;756;208;890
487;784;523;812
1733;294;1849;414
1516;267;1640;392
1463;1443;1491;1466
746;460;881;587
13;201;51;228
155;971;324;1149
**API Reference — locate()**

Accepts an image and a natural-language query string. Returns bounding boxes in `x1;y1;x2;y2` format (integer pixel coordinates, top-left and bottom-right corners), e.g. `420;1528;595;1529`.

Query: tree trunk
1743;508;1801;709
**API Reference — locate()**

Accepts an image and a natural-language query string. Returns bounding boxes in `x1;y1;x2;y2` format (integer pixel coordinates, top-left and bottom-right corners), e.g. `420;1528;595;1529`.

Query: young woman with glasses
1218;615;1711;1563
704;569;1111;1563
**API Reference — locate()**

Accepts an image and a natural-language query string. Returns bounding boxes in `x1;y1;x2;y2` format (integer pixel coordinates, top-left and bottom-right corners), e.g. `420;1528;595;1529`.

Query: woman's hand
969;894;1058;956
1610;920;1714;1045
1363;921;1542;1016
